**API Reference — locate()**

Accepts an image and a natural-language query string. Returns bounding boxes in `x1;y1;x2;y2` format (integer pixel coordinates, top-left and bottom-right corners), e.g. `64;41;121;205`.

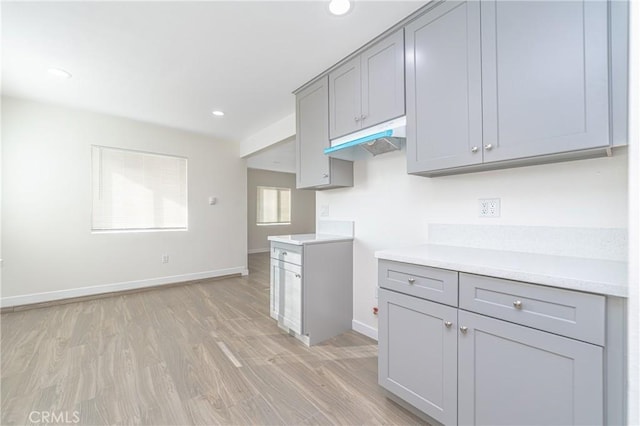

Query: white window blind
257;186;291;225
92;146;188;231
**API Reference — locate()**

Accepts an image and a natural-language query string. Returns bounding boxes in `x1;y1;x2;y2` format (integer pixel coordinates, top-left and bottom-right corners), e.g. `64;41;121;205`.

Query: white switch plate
320;204;330;217
479;198;501;217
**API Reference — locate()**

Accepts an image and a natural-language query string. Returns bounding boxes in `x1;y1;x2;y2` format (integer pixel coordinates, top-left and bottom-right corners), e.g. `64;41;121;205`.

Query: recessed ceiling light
48;68;72;79
329;0;351;16
212;110;225;117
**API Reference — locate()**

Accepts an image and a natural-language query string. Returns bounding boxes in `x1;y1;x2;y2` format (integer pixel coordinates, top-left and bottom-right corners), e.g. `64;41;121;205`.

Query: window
91;146;187;231
257;186;291;225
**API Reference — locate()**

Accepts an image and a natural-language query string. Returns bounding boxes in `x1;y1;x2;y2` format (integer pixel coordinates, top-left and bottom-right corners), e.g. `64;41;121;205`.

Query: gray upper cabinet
458;310;604;425
407;0;611;176
405;1;482;173
328;57;361;140
329;29;405;140
296;76;353;190
481;0;609;162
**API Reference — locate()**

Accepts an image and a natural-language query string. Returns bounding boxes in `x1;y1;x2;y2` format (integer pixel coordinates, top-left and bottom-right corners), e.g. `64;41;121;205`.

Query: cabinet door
296;77;331;189
481;0;609;162
360;29;405;130
378;289;457;425
329;56;361;139
405;1;482;174
271;260;303;334
458;310;603;425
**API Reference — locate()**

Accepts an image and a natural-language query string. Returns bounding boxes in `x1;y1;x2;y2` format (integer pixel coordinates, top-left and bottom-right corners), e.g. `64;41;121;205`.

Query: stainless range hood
324;116;406;161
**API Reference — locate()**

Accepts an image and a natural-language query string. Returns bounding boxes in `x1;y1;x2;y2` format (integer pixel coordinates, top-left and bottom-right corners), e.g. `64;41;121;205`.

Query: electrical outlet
161;254;169;264
320;204;330;217
479;198;501;217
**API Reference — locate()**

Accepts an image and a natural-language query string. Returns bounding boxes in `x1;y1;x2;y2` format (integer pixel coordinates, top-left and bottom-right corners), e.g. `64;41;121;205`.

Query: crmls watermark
28;411;80;424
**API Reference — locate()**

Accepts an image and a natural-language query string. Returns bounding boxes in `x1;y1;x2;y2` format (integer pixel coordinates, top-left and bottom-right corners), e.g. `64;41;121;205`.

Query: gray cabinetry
405;1;482;173
377;261;612;425
406;0;611;176
481;0;609;163
329;29;405;140
458;310;603;426
378;288;458;425
269;240;353;345
296;76;353;190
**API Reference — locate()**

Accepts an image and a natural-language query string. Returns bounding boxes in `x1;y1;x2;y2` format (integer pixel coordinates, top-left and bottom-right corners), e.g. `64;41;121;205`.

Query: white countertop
375;244;628;297
268;233;354;246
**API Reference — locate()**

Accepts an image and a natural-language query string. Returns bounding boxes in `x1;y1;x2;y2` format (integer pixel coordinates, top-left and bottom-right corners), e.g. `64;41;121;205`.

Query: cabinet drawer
459;273;605;345
271;243;302;265
378;260;458;307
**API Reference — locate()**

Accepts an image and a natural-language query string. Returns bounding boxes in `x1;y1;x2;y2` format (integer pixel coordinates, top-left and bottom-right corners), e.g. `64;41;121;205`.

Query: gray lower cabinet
295;76;353;190
378;288;458;425
378;261;614;425
458;310;603;426
329;29;405;140
406;0;612;176
270;240;353;345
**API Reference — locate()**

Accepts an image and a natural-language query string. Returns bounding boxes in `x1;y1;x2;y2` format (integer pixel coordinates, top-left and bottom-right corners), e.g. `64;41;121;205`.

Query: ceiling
246;137;296;173
1;1;426;143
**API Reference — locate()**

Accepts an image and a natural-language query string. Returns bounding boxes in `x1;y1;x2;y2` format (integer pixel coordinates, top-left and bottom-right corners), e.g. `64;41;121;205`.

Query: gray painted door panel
361;29;405;130
329;57;361;139
296;77;330;188
481;0;609;162
379;288;457;425
458;310;603;426
405;1;482;173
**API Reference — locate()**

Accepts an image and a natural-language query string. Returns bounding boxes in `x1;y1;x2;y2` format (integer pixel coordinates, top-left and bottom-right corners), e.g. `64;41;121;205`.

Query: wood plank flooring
1;253;428;425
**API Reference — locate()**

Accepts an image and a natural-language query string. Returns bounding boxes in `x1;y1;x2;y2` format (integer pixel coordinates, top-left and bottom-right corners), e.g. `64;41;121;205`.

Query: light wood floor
1;253;427;425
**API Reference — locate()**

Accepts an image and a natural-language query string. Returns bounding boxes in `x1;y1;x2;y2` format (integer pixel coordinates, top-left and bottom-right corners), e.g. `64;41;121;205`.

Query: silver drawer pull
513;300;523;309
484;143;493;150
471;146;479;153
295;274;301;279
444;321;452;328
460;326;468;334
282;251;288;256
407;278;416;284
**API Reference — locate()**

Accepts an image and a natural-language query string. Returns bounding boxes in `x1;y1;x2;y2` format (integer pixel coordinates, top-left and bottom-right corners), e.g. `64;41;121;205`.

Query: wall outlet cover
479;198;501;217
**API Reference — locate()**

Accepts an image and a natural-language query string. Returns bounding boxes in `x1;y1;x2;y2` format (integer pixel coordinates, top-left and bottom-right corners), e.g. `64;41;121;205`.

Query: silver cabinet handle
484;144;493;150
513;300;523;309
361;114;367;120
444;321;453;328
355;116;361;122
471;146;478;153
408;278;415;284
282;251;288;256
295;274;301;279
460;326;468;334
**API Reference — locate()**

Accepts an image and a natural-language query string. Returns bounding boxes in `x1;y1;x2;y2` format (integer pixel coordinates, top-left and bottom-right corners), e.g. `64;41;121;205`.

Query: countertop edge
268;234;354;246
375;249;628;298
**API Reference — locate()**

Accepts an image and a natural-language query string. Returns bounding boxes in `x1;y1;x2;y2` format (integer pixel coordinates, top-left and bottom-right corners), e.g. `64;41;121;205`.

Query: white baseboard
248;248;270;254
0;266;247;308
352;319;378;341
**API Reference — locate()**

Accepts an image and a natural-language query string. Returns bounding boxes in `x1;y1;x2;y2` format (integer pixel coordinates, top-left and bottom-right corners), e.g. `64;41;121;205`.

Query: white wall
1;97;248;306
247;168;315;252
317;149;629;334
240;113;295;158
